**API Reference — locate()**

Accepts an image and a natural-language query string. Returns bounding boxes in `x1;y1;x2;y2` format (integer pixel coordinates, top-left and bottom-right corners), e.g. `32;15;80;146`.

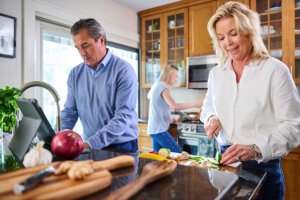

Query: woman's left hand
220;144;255;165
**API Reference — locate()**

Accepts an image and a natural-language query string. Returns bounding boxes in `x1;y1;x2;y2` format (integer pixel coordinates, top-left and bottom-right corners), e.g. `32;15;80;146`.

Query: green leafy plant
0;150;21;173
0;86;20;132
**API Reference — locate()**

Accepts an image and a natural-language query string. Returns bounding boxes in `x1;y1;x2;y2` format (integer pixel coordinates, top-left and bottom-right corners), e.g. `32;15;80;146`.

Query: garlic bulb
23;141;53;168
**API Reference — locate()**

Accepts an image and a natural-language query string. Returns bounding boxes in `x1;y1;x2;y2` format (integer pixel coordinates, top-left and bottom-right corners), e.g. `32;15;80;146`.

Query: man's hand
204;115;222;138
84;142;90;148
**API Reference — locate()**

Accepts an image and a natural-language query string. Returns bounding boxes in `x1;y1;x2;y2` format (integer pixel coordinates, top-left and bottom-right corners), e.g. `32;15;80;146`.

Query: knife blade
14;162;62;195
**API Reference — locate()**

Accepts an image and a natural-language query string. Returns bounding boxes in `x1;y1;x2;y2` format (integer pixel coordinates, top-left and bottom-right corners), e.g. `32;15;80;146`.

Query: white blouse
200;57;300;162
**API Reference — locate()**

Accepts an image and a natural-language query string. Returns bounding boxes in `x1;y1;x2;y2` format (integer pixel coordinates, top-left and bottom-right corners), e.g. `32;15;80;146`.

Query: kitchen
1;0;300;199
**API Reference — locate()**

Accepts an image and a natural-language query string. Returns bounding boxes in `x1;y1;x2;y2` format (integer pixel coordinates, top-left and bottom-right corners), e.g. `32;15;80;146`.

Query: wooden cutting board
0;155;135;200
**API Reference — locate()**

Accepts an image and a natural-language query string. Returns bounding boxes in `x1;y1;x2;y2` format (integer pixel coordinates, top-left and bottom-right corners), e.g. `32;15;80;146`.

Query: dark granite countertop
76;148;266;200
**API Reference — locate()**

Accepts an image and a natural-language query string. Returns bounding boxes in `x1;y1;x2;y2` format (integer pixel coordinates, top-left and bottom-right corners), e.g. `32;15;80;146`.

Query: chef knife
14;162;61;195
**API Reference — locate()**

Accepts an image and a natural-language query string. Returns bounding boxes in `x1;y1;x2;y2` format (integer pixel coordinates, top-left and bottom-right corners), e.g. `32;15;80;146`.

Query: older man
61;18;139;151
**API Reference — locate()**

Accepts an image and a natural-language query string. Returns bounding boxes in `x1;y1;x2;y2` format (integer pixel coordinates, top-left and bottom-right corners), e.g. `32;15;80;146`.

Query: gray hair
207;1;269;67
71;18;107;44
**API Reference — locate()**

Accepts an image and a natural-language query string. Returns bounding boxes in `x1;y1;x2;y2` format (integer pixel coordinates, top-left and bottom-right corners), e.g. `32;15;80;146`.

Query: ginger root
55;160;94;180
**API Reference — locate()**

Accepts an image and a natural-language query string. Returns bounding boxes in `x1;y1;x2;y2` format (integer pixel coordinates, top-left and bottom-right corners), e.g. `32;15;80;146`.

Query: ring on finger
235;155;240;161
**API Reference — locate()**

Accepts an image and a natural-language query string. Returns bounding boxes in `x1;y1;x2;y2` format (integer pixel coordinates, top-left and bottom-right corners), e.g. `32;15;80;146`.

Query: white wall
0;0;22;88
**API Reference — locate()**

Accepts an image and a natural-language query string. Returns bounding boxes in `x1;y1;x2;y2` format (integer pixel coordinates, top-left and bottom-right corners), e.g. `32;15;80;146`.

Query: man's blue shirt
61;49;139;149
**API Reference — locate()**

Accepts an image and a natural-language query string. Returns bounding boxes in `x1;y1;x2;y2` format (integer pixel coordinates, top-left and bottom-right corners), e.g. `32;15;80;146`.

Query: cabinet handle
141;130;147;133
142;147;153;150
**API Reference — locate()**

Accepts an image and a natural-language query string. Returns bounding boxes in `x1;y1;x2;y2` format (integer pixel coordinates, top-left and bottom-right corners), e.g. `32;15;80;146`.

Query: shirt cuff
255;140;272;163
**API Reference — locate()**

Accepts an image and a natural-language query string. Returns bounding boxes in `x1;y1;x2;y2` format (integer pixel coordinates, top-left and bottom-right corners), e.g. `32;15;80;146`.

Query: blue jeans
106;139;138;152
150;131;182;153
220;145;284;200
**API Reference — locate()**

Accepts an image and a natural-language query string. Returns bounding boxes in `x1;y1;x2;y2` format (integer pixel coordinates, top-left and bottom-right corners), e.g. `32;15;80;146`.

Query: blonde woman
200;2;300;199
147;65;202;153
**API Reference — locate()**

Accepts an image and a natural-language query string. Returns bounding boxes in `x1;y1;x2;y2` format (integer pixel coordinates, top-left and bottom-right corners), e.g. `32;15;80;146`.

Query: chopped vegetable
215;151;222;164
138;153;168;161
149;151;158;154
188;153;222;170
158;148;171;158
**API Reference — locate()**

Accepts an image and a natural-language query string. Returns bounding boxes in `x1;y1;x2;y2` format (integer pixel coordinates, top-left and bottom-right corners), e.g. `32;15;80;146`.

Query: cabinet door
164;8;188;87
290;0;300;83
218;0;250;6
141;15;164;88
254;0;286;62
188;1;217;57
252;0;292;77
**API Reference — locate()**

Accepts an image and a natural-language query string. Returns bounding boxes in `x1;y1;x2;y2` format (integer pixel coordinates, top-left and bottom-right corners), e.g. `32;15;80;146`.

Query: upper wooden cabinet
251;0;300;84
139;0;222;88
141;14;164;88
164;8;189;86
288;0;300;83
189;1;217;56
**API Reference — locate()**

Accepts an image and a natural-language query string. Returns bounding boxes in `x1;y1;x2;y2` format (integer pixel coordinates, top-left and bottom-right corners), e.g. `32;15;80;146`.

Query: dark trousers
220;145;284;200
106;139;138;152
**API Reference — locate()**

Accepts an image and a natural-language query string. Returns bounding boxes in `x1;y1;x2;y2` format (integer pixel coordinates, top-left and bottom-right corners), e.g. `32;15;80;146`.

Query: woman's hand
220;144;255;165
204;115;222;138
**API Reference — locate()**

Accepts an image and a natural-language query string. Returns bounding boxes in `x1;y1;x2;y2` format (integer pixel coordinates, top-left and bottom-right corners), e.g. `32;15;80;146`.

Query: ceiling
112;0;181;12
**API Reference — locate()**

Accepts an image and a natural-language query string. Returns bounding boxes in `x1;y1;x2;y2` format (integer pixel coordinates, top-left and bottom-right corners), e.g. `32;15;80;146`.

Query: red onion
51;130;84;160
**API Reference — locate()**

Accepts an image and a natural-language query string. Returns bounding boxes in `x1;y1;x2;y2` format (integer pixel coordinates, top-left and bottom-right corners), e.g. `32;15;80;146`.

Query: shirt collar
88;48;112;75
223;57;263;71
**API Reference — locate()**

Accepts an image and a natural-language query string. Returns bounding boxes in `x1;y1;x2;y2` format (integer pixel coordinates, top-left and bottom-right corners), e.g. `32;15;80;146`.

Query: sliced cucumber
215;151;222;164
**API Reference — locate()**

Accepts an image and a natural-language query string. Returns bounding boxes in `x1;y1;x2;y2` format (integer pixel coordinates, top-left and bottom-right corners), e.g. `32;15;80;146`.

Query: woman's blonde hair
158;64;178;85
147;65;178;100
207;1;269;68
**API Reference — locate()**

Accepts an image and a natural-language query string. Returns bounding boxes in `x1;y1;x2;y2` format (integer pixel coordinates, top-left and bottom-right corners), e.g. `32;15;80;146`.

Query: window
39;21;140;134
107;42;139;115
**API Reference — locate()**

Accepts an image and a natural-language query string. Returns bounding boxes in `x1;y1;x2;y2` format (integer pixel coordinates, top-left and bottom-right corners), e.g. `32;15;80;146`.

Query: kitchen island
76;148;265;200
0;148;265;199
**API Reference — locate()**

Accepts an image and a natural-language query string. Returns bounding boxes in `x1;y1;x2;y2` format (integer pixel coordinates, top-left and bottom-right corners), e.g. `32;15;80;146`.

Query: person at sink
147;64;202;153
60;18;139;151
200;2;300;200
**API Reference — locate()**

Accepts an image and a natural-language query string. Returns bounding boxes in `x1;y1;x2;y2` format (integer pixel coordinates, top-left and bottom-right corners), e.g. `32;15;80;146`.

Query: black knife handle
14;166;54;194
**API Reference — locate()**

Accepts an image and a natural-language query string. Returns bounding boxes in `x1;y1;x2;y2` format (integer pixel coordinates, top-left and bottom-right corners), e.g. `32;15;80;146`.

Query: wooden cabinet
188;1;217;56
218;0;250;5
137;123;178;152
141;14;164;88
288;0;300;83
137;123;153;152
164;8;189;86
139;0;220;88
141;10;188;88
251;0;300;84
282;147;300;200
